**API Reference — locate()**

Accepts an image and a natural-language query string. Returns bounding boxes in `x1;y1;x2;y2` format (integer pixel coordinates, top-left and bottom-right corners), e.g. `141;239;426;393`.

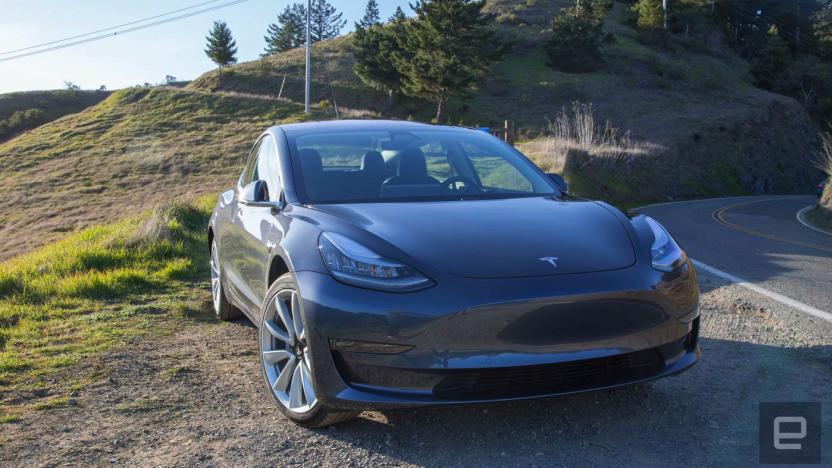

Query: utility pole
304;0;311;113
662;0;668;30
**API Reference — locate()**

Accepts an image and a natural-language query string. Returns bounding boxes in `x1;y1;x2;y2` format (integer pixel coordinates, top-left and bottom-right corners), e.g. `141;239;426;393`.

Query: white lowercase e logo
773;416;807;450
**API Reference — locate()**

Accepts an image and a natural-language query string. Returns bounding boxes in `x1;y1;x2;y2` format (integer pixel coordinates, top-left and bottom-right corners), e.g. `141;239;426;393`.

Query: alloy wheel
210;241;221;313
260;289;317;414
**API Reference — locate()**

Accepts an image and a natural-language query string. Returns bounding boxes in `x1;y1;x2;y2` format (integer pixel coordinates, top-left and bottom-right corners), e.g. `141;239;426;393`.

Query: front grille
432;348;664;400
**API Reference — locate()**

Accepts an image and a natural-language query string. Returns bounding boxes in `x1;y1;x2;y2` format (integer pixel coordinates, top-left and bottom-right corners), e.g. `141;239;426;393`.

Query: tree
358;0;381;29
389;6;407;23
634;0;663;29
544;0;611;73
64;81;80;90
394;0;501;122
264;3;307;55
750;27;792;90
353;12;409;110
205;21;238;86
309;0;346;42
814;3;832;61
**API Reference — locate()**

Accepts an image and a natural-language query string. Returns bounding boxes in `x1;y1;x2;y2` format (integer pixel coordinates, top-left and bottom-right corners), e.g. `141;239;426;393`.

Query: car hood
312;197;636;279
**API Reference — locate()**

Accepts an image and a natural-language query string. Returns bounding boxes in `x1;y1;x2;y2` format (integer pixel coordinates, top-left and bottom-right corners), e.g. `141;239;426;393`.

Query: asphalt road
639;195;832;315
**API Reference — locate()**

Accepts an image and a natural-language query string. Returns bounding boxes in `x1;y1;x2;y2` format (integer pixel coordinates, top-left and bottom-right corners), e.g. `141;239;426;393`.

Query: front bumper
297;261;700;410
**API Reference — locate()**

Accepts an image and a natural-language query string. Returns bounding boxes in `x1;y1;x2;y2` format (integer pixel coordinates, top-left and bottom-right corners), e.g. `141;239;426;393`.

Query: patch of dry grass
0;87;321;261
518;102;663;173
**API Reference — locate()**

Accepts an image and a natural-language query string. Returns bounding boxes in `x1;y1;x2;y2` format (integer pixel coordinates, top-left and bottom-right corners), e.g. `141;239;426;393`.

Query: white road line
796;204;832;237
634;195;806;211
692;259;832;324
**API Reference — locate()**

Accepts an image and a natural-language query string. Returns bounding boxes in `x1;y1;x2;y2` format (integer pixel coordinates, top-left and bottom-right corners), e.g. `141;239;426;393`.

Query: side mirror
242;180;269;203
240;180;282;211
547;173;568;194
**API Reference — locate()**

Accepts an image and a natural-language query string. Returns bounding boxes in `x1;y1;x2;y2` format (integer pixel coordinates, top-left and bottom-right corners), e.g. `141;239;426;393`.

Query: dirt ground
2;271;831;467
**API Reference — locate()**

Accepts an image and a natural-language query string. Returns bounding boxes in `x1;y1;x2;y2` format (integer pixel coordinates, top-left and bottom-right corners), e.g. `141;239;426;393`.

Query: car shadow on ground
312;338;832;466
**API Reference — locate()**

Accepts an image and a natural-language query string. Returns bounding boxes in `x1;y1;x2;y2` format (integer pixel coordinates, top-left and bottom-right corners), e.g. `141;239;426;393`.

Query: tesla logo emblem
539;256;559;267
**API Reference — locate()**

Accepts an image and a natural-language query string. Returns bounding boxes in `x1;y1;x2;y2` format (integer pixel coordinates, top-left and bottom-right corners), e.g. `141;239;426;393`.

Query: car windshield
289;129;557;204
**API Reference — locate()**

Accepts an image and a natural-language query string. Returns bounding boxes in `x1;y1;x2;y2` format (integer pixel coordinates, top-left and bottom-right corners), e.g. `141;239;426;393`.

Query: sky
0;0;410;93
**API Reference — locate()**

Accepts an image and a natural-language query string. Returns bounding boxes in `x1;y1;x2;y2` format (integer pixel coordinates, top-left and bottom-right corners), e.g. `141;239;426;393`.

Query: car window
420;141;454;181
254;136;281;201
290;129;555;203
462;142;533;192
239;140;262;187
298;132;387;170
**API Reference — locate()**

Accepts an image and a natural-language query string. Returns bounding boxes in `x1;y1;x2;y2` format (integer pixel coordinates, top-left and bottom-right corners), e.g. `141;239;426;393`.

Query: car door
229;134;283;314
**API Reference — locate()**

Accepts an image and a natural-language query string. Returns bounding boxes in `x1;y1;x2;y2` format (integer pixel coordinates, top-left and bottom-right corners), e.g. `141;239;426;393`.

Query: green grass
0;197;217;416
0;87;322;261
0;89;111;143
0;413;20;424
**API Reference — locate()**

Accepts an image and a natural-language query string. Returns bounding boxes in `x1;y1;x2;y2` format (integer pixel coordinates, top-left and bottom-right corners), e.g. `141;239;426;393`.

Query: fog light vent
328;339;412;355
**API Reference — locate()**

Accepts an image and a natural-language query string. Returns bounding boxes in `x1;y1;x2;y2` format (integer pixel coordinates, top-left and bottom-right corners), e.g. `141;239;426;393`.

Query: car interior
294;136;541;202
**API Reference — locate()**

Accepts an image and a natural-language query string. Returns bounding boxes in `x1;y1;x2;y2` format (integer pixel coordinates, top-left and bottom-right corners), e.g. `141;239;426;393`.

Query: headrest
397;147;428;178
361;151;385;173
298;148;323;175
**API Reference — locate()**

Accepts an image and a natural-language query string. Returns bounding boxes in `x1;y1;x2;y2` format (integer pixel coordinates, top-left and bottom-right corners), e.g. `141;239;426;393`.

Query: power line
0;0;229;57
0;0;249;64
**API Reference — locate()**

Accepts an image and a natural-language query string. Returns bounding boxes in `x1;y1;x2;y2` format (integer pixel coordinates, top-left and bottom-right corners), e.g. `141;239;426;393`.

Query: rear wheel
259;274;358;427
210;239;241;321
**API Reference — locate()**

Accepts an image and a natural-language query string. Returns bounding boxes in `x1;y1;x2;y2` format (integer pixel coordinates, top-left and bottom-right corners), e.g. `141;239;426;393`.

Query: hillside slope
0;1;823;261
187;3;820;204
0;88;317;261
0;90;110;142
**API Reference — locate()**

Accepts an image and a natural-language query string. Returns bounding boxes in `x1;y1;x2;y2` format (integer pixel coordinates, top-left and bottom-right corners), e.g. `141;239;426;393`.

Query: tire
258;273;358;428
210;239;242;321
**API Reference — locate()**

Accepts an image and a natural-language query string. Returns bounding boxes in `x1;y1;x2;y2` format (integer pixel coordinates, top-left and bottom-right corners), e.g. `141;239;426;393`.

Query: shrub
0;108;46;140
544;1;611;73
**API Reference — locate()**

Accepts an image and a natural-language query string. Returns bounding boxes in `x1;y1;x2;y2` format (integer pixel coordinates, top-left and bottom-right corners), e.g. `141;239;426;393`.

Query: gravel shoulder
2;270;831;467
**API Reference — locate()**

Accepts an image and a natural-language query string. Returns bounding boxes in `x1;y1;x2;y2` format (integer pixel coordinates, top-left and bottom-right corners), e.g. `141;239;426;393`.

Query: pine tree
353;12;409;110
545;0;610;72
309;0;346;42
394;0;501;122
205;21;238;86
814;3;832;61
264;4;307;55
750;27;792;90
389;6;406;23
358;0;381;29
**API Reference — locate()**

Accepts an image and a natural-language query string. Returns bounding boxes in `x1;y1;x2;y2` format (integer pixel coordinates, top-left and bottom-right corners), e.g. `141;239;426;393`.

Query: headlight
318;232;432;292
644;216;688;272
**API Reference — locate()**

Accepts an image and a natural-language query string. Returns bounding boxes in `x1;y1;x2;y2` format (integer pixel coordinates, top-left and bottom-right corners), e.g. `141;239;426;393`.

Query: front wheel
258;274;358;427
210;239;241;321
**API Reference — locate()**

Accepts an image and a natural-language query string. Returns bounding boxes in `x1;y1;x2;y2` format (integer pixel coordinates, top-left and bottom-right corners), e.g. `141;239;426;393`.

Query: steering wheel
441;176;480;194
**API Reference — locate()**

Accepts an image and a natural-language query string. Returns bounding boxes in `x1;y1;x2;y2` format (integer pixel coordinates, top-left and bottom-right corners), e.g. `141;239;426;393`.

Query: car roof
276;119;471;137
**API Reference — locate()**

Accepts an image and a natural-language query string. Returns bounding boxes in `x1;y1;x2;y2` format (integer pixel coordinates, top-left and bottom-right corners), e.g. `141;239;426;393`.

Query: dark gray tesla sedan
208;120;700;427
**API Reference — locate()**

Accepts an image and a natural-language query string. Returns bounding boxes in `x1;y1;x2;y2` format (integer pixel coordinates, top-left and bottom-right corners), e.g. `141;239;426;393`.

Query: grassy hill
0;88;325;261
0;90;110;142
0;1;823;263
187;3;821;205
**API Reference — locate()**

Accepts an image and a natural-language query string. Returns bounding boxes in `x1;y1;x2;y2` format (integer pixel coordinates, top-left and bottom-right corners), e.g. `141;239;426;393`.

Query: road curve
639;195;832;314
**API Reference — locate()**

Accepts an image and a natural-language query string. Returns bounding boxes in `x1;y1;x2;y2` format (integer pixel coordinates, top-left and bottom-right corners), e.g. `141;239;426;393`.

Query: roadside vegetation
807;130;832;231
0;198;215;422
0;87;318;262
0;90;110;142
